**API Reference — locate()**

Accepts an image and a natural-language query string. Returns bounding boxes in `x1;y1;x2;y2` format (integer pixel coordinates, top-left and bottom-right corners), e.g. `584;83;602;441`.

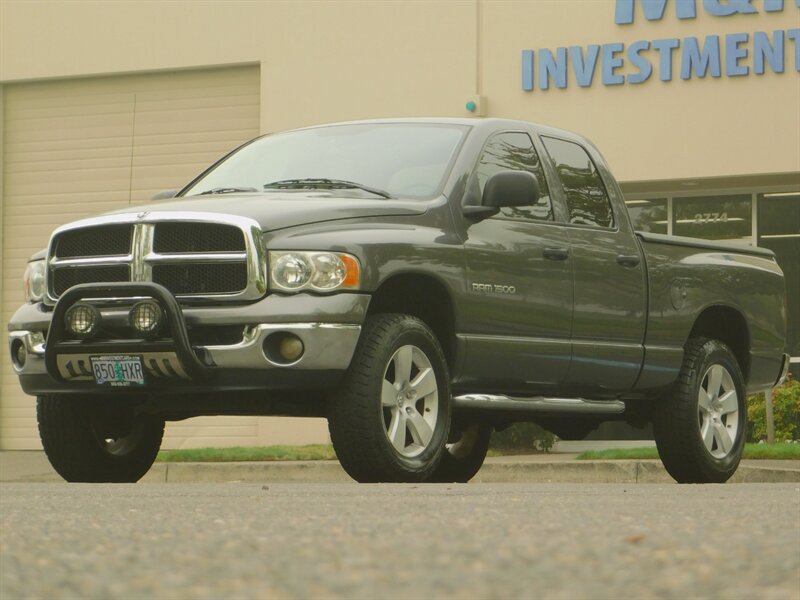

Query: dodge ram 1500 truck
9;118;790;484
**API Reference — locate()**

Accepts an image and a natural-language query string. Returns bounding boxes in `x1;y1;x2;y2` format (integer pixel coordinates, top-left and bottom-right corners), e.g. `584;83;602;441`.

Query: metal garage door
1;65;267;449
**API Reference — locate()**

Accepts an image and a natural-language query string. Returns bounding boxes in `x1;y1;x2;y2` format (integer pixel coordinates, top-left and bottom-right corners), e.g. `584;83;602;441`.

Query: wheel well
367;274;456;369
688;306;750;382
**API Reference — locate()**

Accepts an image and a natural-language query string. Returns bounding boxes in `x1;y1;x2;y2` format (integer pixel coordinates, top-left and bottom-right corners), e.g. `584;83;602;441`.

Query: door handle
543;247;569;261
616;254;641;268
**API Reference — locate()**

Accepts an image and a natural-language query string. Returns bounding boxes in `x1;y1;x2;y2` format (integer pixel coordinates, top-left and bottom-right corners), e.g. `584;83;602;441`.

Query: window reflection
475;132;553;222
542;137;614;228
625;199;668;234
182;123;468;200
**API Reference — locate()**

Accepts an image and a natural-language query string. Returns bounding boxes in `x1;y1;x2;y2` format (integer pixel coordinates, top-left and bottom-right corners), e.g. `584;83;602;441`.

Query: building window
625;198;668;234
673;195;753;244
758;192;800;360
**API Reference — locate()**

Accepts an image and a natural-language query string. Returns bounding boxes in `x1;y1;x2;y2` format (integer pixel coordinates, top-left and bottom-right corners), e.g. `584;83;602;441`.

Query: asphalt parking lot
1;482;798;599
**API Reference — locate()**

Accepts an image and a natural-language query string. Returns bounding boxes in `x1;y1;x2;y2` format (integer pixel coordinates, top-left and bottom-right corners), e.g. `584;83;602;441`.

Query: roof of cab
285;117;585;141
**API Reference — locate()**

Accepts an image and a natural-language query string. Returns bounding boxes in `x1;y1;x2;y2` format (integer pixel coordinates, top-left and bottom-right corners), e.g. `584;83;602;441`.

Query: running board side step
453;395;625;415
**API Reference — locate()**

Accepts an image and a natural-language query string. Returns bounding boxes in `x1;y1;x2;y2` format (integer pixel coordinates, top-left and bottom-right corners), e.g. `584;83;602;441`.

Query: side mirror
152;189;179;200
483;170;539;208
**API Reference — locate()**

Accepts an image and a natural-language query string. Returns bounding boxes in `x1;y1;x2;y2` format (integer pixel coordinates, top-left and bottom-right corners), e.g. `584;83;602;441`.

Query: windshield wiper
263;178;393;199
197;187;258;195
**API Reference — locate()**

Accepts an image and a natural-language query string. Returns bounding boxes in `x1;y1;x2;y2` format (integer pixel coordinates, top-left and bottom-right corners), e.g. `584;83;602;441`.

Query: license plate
90;355;145;387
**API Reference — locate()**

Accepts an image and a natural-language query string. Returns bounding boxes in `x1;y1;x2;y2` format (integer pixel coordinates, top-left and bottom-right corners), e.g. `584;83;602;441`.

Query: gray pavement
1;483;798;599
2;450;799;484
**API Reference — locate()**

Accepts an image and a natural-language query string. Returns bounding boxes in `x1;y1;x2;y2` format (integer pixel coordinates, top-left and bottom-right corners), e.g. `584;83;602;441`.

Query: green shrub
747;376;800;443
489;422;557;453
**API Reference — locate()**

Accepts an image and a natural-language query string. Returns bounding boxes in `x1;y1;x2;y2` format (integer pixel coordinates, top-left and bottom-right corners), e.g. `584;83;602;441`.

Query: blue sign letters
523;0;799;91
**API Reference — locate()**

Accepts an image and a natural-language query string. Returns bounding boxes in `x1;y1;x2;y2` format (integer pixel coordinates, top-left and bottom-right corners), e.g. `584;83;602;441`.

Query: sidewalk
2;451;798;484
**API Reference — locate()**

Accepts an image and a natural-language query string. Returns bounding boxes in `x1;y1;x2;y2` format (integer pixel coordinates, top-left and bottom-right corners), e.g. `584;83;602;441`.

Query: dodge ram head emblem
137;211;150;220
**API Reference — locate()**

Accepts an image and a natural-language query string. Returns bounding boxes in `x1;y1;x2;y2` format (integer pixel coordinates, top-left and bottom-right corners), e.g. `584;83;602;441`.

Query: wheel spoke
393;346;413;386
707;365;724;400
701;419;715;452
698;389;712;413
411;368;437;398
387;410;407;452
713;422;733;454
406;409;433;447
381;379;397;407
718;390;738;416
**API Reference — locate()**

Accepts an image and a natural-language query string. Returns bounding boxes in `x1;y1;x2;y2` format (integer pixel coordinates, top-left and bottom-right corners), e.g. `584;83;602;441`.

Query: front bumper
9;283;368;395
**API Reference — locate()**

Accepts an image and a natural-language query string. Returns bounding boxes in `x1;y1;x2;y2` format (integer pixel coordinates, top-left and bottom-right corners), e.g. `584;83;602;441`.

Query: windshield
182;123;469;199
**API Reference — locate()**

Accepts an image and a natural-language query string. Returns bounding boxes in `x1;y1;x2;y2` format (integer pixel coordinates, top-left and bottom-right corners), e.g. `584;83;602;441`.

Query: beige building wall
2;1;798;181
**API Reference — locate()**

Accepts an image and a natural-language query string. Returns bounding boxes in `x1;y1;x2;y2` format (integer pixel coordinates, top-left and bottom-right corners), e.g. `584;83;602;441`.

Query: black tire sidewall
428;423;491;483
371;321;451;474
654;338;748;483
689;343;747;478
37;395;164;483
328;313;452;482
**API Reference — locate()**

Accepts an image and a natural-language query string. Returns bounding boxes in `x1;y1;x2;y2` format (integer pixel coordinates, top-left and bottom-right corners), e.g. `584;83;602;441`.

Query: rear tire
328;314;451;483
428;423;491;483
653;338;746;483
37;395;164;483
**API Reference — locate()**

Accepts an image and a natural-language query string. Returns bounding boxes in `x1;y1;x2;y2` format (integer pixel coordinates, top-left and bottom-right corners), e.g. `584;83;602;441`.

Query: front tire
328;314;451;482
37;395;164;483
653;338;746;483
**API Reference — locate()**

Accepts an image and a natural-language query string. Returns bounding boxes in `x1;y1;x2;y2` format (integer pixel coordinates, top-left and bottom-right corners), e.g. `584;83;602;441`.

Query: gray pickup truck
9;118;790;484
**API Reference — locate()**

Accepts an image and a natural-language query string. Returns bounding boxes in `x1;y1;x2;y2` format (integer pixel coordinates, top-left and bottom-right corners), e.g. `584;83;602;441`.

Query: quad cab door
539;135;647;392
459;131;574;394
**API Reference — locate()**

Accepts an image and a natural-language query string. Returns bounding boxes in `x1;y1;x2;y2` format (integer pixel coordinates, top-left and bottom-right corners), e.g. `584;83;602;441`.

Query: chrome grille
46;213;265;302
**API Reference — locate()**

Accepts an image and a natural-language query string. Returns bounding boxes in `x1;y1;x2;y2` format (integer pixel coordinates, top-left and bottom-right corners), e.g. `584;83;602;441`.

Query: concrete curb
132;459;799;484
3;454;799;484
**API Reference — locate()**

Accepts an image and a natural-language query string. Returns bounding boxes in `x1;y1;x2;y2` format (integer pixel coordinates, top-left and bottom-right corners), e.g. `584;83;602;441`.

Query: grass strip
156;444;337;463
156;442;799;463
576;443;800;461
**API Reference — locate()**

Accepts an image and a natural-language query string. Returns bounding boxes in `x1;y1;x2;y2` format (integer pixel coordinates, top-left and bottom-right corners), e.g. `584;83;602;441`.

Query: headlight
269;251;361;293
23;260;46;303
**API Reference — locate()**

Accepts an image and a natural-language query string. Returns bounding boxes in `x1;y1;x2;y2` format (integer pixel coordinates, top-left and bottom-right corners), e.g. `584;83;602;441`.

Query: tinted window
542;137;614;228
183;123;468;200
475;132;553;221
626;198;668;234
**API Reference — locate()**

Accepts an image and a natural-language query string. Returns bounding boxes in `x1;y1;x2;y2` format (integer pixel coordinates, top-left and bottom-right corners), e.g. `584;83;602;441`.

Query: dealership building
0;0;797;450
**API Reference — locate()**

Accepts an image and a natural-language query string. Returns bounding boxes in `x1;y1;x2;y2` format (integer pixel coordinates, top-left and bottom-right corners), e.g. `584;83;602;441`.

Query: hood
107;192;428;231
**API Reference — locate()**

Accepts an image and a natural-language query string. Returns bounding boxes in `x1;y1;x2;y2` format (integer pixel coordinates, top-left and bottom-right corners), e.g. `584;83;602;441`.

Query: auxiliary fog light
65;303;101;339
280;335;305;362
129;300;164;337
11;339;26;370
263;332;305;364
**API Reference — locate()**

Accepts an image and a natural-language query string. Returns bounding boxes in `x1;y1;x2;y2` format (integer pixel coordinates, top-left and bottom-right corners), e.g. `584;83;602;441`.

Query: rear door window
542;137;614;228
